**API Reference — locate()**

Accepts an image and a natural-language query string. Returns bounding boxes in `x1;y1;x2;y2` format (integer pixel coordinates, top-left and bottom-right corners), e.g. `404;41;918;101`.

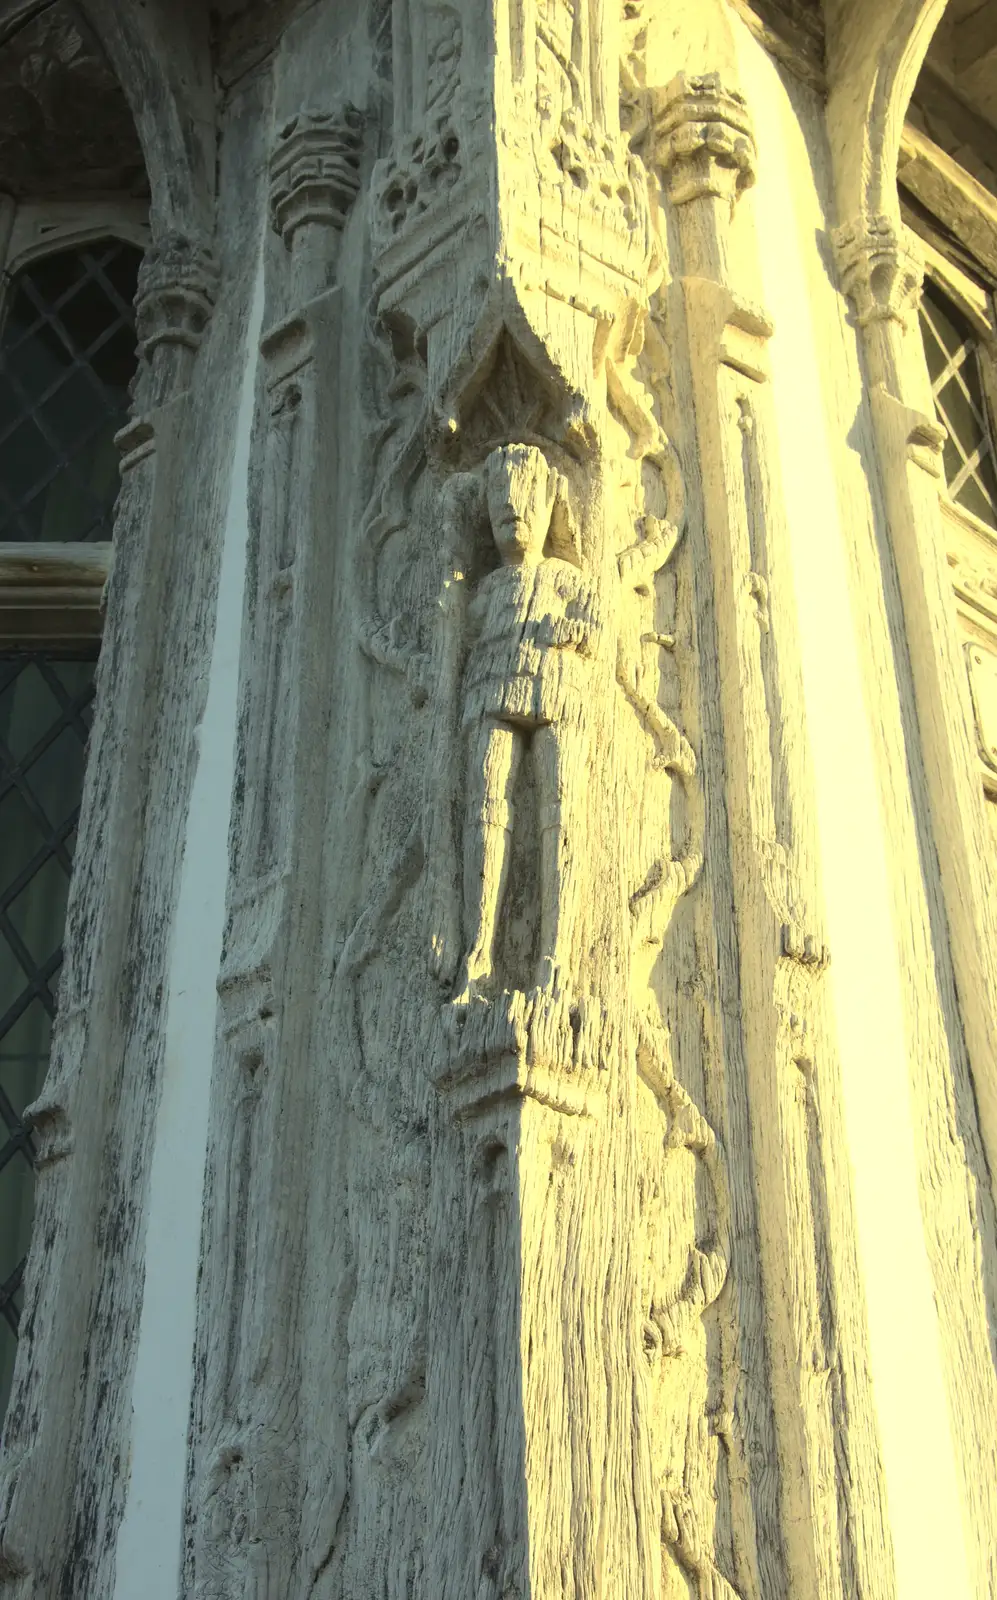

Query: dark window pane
0;1309;19;1437
0;1151;34;1290
920;311;948;387
9;855;72;968
959;471;997;528
920;279;997;531
0;653;96;1433
0;997;52;1122
0;240;141;543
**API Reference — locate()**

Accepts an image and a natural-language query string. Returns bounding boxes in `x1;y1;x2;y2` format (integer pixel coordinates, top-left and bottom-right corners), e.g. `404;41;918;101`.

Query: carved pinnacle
269;105;365;250
651;72;757;208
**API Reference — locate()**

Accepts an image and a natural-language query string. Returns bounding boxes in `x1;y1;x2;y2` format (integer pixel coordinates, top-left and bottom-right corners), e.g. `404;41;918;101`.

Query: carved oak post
186;105;363;1600
0;221;223;1592
827;10;997;1195
826;0;997;1577
651;69;893;1600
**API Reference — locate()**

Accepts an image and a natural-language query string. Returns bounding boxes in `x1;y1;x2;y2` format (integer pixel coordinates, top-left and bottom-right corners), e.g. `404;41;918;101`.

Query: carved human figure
455;443;601;997
451;440;689;1001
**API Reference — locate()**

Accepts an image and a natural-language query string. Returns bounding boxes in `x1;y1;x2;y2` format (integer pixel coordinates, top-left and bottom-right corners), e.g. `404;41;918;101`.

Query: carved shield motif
966;643;997;772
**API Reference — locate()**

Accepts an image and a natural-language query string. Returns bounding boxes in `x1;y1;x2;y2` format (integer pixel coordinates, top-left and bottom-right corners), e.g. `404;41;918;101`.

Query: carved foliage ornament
832;212;925;329
134;230;221;360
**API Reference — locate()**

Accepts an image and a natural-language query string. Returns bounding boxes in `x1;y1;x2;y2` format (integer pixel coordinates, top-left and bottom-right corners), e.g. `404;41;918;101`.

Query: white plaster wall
737;29;974;1600
111;254;266;1600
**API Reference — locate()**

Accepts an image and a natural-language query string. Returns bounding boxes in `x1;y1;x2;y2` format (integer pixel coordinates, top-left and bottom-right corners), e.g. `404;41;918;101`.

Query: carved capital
652;73;757;207
832;213;925;329
269;106;364;249
135;232;220;361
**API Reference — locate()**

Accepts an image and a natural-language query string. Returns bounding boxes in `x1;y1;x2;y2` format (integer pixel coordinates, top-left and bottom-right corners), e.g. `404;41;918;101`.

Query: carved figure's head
484;444;556;565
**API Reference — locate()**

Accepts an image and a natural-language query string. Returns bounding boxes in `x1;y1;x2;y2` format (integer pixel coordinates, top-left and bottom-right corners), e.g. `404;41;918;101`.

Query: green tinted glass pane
9;855;71;968
0;661;57;760
0;786;46;874
24;723;89;829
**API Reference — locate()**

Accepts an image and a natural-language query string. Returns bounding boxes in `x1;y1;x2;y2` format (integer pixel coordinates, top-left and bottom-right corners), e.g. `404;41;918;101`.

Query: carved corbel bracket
651;73;757;209
135;231;220;365
269;105;365;251
434;988;623;1122
832;212;925;330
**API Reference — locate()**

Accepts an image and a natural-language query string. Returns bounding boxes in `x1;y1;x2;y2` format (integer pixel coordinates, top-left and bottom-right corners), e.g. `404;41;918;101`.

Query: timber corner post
0;5;224;1591
6;2;994;1596
649;47;898;1600
184;85;367;1598
827;0;997;1195
319;1;741;1594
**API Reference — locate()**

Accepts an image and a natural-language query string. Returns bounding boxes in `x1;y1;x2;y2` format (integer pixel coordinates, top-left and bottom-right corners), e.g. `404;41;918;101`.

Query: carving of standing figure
455;443;602;998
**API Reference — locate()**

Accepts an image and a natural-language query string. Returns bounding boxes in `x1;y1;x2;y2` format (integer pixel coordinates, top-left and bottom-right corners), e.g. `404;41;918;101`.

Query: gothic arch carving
71;1;220;396
76;0;215;243
825;0;948;235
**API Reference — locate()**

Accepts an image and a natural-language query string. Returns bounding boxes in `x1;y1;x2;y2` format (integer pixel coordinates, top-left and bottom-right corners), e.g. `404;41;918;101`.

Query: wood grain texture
2;2;996;1595
0;11;260;1590
827;3;997;1592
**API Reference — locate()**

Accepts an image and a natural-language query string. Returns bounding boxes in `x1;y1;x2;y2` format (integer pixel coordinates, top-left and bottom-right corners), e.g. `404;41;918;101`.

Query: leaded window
919;276;997;530
0;656;96;1410
0;239;140;544
0;238;141;1429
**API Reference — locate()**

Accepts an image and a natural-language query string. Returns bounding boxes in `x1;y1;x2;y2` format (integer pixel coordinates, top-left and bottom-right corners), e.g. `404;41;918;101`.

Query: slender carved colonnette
185;97;366;1600
652;47;901;1600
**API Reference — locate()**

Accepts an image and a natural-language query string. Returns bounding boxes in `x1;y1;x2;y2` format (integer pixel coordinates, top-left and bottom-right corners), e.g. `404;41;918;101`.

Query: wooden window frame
902;129;997;800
